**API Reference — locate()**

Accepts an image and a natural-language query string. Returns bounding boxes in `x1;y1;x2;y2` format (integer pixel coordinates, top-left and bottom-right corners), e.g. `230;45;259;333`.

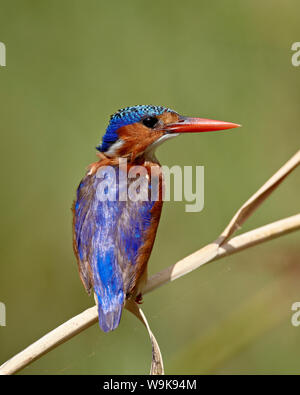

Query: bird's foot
135;293;143;304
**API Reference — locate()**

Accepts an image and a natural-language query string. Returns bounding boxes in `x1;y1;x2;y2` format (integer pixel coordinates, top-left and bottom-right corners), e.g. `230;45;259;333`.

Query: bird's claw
135;293;143;304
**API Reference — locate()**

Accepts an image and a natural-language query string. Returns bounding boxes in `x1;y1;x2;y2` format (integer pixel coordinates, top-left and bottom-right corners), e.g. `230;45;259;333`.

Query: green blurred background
0;0;299;374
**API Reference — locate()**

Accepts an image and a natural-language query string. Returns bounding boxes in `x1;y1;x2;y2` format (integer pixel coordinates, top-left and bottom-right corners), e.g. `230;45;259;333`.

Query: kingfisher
72;105;240;332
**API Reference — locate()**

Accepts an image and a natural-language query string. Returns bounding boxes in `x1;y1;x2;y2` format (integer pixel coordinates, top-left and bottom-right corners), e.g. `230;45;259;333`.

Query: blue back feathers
74;166;155;332
97;104;174;152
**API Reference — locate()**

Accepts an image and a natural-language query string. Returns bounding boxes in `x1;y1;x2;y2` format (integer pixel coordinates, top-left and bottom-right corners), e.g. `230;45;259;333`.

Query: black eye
142;116;159;128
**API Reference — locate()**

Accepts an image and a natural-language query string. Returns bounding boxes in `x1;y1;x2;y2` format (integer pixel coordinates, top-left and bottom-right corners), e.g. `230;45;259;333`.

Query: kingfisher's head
97;105;240;160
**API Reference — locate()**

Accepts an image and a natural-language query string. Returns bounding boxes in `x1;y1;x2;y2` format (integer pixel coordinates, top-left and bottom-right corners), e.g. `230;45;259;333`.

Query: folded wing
73;165;156;332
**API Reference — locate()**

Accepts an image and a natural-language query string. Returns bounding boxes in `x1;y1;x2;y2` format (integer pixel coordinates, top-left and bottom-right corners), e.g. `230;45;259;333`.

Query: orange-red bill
164;117;241;133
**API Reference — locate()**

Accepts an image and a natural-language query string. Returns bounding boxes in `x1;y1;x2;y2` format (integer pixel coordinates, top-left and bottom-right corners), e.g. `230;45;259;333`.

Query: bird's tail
95;291;124;332
97;303;123;332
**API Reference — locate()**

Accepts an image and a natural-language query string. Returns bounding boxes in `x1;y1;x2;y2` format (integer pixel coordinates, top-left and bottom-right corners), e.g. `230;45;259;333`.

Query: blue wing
73;165;155;332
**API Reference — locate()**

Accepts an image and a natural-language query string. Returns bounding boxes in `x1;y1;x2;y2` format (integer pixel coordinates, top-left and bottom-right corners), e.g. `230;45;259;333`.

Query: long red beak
164;117;241;133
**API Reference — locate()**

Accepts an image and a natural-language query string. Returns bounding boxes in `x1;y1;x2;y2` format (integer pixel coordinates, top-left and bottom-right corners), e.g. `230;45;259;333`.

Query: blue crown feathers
97;105;174;152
